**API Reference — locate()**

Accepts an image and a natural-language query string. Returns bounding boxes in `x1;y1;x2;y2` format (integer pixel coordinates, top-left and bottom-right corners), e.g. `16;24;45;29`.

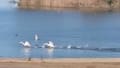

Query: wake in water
19;34;120;53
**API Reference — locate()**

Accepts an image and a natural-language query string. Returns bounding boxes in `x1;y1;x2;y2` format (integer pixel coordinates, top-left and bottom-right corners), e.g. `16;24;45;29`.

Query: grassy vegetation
106;0;113;6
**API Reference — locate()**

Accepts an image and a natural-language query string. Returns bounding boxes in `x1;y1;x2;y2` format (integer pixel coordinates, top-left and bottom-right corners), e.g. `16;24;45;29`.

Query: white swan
35;34;39;41
19;41;31;48
43;41;55;48
67;45;72;49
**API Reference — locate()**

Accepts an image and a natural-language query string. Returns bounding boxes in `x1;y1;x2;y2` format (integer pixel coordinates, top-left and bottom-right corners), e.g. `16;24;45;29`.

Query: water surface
0;6;120;58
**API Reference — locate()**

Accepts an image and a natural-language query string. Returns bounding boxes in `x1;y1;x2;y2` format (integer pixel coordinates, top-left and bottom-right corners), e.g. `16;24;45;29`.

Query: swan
19;41;31;48
67;45;72;49
43;41;55;48
35;34;39;41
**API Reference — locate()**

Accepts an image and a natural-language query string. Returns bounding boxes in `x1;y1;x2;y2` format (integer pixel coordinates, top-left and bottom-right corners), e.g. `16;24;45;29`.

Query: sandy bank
0;58;120;68
0;58;120;63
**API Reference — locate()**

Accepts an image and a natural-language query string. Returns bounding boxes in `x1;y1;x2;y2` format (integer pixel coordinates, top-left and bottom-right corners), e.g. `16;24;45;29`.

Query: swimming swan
43;41;55;48
19;41;31;47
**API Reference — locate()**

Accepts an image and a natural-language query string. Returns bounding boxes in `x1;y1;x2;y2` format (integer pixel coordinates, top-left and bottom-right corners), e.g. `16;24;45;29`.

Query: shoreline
18;7;120;13
1;58;120;63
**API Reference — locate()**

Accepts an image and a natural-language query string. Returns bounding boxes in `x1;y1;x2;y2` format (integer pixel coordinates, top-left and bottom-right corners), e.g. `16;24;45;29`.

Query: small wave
32;45;120;52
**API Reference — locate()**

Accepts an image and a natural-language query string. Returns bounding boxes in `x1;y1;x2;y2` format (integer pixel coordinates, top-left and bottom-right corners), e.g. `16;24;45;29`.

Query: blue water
0;6;120;58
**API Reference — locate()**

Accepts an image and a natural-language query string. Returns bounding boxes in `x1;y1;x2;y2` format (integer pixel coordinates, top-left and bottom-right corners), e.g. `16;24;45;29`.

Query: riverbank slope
18;0;120;9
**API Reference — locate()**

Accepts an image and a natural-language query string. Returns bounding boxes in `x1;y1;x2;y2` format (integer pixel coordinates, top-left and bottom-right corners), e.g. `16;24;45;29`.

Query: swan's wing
24;41;31;47
19;41;24;45
35;34;39;41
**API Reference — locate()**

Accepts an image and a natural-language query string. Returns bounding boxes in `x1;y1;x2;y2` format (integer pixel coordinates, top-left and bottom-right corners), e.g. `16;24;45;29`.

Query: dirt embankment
18;0;120;9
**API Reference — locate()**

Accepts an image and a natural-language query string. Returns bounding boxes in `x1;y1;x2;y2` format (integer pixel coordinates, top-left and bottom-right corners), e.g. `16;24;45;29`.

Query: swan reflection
46;48;54;58
22;48;31;58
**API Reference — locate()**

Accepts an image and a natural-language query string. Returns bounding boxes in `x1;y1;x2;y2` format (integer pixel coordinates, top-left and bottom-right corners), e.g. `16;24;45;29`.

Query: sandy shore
0;58;120;68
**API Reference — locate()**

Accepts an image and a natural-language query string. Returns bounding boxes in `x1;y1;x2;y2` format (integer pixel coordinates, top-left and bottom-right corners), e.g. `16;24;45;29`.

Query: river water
0;4;120;58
